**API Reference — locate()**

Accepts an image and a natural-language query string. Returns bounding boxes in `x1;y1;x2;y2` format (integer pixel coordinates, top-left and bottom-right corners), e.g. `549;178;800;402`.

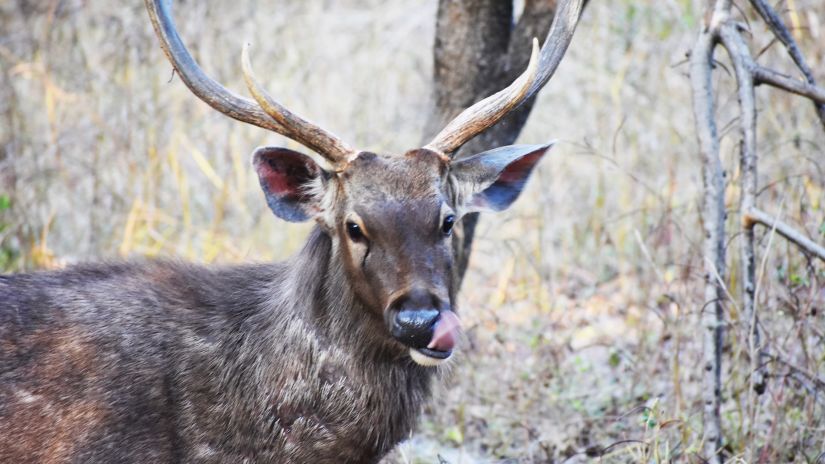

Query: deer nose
389;288;442;349
392;309;439;349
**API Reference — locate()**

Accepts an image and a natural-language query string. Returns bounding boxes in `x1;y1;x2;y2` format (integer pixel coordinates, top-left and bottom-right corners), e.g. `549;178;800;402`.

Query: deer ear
252;146;328;222
450;143;552;212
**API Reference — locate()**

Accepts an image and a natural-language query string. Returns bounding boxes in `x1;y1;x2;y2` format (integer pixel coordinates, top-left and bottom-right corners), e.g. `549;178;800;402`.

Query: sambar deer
0;0;583;462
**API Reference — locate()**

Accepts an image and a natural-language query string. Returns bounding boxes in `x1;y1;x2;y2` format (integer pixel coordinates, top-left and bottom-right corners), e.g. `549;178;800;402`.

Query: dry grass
1;0;824;462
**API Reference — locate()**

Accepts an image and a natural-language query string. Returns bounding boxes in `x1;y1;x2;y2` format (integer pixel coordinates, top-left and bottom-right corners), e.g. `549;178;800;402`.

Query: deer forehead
337;150;448;205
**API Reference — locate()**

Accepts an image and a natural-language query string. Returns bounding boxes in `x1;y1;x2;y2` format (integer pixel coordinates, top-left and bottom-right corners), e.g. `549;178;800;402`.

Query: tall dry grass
1;0;824;462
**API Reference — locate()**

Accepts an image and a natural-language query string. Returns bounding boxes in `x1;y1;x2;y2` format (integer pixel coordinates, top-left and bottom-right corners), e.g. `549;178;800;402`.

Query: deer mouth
408;310;460;367
410;347;452;366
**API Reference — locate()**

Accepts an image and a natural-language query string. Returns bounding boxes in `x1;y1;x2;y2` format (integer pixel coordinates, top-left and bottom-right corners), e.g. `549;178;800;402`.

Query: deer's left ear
449;143;553;213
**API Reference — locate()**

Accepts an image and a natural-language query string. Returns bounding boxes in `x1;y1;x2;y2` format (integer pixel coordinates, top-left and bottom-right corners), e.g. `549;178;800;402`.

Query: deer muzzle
388;289;461;367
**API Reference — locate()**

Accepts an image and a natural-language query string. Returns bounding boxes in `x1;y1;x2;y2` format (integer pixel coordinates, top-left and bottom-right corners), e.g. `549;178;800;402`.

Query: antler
145;0;356;166
424;0;585;156
240;44;358;164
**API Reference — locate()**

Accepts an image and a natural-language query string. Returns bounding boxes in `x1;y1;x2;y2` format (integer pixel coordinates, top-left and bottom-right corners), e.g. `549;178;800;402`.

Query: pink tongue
427;310;461;352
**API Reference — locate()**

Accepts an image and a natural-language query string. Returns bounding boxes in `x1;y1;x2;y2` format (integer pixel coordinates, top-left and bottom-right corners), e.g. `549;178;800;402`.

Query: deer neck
218;227;435;459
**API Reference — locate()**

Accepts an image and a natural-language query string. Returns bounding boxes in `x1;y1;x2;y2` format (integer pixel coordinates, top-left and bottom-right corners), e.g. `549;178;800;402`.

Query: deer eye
441;215;456;236
346;221;365;241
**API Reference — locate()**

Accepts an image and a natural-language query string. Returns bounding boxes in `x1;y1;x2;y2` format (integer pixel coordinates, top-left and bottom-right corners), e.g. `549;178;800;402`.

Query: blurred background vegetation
1;0;824;462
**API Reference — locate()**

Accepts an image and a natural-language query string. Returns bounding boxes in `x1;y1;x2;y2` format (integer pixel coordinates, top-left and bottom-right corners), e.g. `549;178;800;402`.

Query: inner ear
450;143;552;212
252;146;327;222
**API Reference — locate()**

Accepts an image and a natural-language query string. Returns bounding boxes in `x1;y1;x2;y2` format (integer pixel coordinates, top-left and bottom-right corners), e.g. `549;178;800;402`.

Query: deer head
146;0;582;366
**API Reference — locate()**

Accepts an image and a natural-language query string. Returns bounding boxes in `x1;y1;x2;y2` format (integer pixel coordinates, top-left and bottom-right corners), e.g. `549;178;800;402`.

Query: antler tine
424;39;539;156
145;0;356;165
425;0;585;157
241;44;357;165
524;0;585;101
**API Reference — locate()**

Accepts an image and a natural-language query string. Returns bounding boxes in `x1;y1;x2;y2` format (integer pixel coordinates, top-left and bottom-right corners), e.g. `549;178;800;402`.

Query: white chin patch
409;348;451;367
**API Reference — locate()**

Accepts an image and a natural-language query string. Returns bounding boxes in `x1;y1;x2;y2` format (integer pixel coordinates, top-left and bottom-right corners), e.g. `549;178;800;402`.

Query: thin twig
766;352;825;395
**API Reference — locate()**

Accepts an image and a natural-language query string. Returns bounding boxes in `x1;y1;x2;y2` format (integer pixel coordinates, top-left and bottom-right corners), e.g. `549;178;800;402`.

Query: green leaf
789;273;809;287
0;248;18;272
0;194;10;212
641;409;657;428
608;350;621;368
569;398;586;412
443;426;463;445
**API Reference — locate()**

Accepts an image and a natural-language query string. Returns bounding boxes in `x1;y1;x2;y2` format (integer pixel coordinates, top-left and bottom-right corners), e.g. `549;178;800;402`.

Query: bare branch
748;0;825;129
753;66;825;105
744;207;825;262
686;1;825;458
719;24;767;400
690;11;727;462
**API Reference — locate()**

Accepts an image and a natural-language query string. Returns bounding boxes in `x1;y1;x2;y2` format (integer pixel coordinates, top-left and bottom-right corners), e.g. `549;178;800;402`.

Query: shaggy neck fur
192;227;436;463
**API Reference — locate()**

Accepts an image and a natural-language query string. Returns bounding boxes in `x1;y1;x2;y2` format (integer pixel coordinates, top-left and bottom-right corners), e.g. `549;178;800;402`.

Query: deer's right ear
252;146;328;222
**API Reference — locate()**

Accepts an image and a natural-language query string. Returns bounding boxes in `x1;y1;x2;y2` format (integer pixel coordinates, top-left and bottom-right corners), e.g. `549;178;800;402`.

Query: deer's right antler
145;0;357;167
